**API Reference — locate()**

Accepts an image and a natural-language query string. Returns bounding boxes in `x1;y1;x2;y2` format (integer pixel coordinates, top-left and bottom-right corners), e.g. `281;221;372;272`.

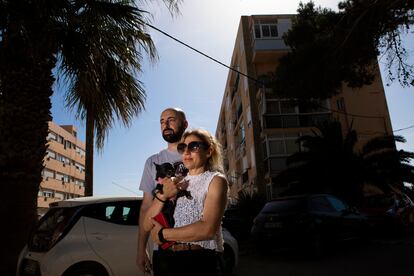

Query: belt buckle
172;243;191;252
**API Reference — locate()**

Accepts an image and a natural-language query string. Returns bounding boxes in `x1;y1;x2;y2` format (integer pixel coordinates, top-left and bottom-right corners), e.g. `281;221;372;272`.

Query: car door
83;200;142;276
326;195;363;240
308;195;341;240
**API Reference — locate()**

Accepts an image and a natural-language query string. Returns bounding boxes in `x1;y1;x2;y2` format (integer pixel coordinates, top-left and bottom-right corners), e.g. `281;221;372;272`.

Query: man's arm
136;192;153;272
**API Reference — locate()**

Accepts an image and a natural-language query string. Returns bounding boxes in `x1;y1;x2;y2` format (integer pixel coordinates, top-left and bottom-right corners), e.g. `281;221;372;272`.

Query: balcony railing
263;113;332;129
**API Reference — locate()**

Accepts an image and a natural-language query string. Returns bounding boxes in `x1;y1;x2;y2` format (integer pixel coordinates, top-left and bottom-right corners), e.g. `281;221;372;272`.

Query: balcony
252;38;289;62
263;113;332;129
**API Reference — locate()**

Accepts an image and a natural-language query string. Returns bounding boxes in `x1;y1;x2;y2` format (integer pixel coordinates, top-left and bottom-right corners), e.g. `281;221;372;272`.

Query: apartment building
38;122;86;215
215;15;393;201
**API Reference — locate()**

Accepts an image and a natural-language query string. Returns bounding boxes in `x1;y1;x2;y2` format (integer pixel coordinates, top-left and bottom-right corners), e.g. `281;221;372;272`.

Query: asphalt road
233;231;414;276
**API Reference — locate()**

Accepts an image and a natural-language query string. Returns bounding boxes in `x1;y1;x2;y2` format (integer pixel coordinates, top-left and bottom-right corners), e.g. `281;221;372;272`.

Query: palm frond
360;135;404;156
61;0;164;149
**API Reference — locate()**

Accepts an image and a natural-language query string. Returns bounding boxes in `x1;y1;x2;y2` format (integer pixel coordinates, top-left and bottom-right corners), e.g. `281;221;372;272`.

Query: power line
394;125;414;132
145;23;414;134
112;181;139;196
145;23;259;83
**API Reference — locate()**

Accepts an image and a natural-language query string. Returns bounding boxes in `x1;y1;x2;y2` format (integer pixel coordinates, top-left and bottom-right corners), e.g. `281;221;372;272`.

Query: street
233;231;414;276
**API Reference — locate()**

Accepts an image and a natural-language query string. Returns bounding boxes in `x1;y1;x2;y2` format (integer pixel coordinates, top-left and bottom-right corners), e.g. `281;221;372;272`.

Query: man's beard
162;127;185;143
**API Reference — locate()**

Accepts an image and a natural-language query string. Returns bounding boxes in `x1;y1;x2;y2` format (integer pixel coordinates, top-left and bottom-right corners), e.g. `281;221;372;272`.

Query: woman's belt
168;243;204;252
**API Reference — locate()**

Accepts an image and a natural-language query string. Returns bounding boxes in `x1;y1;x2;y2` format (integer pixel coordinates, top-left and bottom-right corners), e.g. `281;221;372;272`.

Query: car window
363;195;394;208
327;196;348;212
30;207;78;251
309;196;336;212
83;200;141;226
261;198;305;213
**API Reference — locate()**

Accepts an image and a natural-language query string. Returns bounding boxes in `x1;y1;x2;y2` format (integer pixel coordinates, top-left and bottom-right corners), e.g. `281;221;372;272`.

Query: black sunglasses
177;141;210;154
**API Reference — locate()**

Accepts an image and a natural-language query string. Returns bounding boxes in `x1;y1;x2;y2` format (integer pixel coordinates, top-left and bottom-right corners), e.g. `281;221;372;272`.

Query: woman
143;129;228;276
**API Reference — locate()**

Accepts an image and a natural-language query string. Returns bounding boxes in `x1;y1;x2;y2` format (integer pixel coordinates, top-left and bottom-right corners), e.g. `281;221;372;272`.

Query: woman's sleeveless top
173;170;225;252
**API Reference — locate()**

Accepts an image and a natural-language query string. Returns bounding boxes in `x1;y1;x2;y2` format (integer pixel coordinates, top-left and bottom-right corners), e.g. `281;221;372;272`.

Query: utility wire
394;125;414;132
145;23;414;133
145;23;259;83
112;181;139;196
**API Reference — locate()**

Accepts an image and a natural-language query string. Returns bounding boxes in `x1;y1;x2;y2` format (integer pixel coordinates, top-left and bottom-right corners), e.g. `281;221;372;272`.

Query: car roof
49;196;142;208
270;194;334;202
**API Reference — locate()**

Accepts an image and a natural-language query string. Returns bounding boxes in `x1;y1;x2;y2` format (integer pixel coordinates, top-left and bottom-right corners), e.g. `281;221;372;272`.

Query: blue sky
50;0;414;196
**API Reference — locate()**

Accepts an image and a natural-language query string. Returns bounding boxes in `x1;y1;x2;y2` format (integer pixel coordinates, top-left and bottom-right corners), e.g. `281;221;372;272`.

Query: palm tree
0;0;180;274
62;15;154;196
274;121;414;205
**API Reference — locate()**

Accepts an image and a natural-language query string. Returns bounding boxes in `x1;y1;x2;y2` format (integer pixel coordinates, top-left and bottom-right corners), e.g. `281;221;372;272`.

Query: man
136;107;188;273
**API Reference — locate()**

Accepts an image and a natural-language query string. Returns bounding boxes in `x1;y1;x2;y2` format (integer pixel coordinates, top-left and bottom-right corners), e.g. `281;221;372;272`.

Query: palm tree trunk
0;55;55;275
84;110;95;196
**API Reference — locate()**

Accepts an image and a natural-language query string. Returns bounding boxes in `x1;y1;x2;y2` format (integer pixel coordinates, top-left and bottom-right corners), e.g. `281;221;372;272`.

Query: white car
17;196;238;276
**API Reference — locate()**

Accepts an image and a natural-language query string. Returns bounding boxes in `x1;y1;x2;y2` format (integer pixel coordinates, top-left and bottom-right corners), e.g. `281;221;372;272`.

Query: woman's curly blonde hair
181;128;224;173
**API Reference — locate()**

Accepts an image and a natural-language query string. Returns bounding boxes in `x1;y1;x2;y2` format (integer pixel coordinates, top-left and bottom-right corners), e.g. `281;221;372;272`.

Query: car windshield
261;198;306;213
363;195;394;208
30;207;78;251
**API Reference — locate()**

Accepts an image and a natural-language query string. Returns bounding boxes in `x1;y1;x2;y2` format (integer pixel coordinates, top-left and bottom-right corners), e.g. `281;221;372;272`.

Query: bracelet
154;193;166;203
158;227;168;243
153;184;164;195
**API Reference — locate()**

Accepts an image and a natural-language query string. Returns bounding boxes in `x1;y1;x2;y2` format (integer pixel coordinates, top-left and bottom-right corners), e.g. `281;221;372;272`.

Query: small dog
154;162;192;199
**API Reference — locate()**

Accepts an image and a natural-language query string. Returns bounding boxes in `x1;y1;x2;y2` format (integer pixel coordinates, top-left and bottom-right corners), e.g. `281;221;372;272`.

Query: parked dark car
358;193;414;230
222;208;253;241
251;194;367;253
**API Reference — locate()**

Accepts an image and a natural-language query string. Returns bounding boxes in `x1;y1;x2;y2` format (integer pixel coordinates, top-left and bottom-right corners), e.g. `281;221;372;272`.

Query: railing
263;113;332;129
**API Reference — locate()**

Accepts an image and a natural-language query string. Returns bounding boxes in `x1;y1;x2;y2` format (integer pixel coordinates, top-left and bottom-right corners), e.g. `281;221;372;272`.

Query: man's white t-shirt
139;148;182;194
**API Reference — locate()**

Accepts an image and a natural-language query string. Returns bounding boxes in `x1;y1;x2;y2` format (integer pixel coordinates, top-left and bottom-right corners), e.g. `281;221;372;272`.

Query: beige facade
38;122;86;215
215;15;393;201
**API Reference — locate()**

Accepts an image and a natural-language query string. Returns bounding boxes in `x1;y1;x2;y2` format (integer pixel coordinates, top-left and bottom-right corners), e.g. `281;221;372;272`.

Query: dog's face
154;162;175;180
154;162;192;200
174;162;188;177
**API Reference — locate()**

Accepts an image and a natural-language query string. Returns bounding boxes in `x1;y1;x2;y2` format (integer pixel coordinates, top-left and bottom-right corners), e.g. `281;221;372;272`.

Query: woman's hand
158;177;180;198
150;218;164;245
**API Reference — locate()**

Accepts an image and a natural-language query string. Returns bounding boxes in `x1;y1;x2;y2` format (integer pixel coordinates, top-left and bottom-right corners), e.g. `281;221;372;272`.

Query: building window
55;172;64;181
263;99;331;129
47;132;57;141
56;154;70;165
254;22;278;39
57;135;64;144
266;101;280;114
75;179;85;187
46;150;56;160
75;163;85;173
42;169;54;179
76;147;85;157
336;97;346;111
265;135;300;157
42;190;54;198
62;174;70;183
64;140;72;149
269;140;285;155
269;157;287;172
